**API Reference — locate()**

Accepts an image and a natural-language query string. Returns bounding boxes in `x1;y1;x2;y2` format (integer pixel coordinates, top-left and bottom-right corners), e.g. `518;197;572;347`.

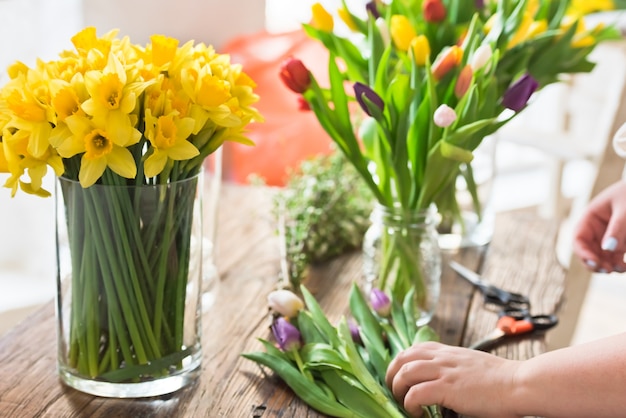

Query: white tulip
433;104;457;128
267;289;304;317
470;44;493;71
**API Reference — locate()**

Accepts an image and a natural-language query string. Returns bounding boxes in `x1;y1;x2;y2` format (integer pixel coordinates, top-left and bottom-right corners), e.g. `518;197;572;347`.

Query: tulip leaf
321;370;395;418
413;325;440;345
300;286;341;348
440;141;474;163
301;343;353;372
241;350;356;418
298;310;330;345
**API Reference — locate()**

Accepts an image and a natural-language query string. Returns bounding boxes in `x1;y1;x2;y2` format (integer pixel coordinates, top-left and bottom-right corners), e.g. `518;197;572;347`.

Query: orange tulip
432;46;463;80
455;65;473;98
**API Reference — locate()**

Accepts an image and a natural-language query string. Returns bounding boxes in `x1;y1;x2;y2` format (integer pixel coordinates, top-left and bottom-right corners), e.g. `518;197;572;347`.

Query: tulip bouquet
243;285;442;417
0;27;262;390
280;0;625;309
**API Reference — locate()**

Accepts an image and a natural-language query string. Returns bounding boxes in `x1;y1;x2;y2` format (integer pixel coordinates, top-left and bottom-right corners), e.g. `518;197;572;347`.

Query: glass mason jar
55;173;203;398
436;136;496;250
362;204;442;326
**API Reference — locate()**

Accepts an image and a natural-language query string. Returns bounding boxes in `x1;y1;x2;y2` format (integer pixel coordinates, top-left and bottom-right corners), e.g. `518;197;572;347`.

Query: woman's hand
385;341;522;418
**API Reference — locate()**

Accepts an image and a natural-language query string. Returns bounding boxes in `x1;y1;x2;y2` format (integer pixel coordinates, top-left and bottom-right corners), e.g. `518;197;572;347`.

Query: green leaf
440;141;474;163
241;350;356;418
321;370;395;418
301;342;353;372
413;325;439;345
300;286;341;348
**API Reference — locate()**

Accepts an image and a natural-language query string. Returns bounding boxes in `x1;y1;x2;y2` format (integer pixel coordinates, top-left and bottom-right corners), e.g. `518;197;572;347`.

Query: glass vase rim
57;171;203;189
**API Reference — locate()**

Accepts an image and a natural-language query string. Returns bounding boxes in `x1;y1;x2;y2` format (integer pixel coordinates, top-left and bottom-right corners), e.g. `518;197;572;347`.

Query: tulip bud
267;289;305;317
475;0;485;9
470;44;492;71
411;35;430;66
370;288;391;317
311;3;334;32
354;82;385;117
279;57;311;94
423;0;447;23
390;15;416;51
454;65;473;98
271;317;302;351
348;319;363;345
501;73;539;112
366;1;381;20
432;45;463;80
433;104;457;127
297;96;311;111
337;7;358;32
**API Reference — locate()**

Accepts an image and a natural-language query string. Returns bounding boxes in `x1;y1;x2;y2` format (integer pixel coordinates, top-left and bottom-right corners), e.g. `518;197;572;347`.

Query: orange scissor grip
497;316;534;335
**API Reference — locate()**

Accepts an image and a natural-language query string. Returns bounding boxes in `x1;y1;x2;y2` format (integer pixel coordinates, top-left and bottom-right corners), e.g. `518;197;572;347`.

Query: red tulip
279;57;311;94
423;0;447;23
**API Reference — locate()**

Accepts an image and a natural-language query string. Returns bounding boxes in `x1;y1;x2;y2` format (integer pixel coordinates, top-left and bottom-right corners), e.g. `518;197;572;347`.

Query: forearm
511;332;626;418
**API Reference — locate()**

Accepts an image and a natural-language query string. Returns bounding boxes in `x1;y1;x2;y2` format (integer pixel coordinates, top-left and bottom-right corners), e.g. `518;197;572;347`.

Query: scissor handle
499;309;558;333
483;286;531;309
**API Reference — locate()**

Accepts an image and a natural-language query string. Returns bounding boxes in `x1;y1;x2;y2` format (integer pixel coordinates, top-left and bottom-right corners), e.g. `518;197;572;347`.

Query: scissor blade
449;260;488;288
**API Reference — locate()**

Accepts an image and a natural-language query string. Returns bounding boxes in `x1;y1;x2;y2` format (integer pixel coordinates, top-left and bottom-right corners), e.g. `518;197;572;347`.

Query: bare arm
386;334;626;418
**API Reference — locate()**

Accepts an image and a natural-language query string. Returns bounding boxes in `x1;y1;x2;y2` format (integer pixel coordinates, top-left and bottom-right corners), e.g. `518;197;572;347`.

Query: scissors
469;308;558;351
449;260;531;309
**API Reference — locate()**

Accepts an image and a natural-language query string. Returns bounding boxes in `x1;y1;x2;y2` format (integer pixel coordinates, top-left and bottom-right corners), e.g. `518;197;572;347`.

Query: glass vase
55;173;203;398
362;204;442;326
436;136;496;250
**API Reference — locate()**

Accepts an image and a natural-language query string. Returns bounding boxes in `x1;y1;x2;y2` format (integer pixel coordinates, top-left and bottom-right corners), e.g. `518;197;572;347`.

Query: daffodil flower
267;289;305;318
143;110;199;178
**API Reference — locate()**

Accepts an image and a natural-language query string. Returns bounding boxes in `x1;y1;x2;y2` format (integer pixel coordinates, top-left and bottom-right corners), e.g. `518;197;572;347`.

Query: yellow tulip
311;3;334;32
390;15;416;52
337;7;358;32
411;35;431;66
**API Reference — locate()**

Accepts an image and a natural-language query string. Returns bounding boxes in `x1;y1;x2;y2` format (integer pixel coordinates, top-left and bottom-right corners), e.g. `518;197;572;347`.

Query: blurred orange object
220;29;334;186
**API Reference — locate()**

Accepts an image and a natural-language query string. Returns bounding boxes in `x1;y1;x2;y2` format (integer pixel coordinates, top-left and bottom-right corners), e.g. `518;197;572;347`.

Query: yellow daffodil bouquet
280;0;624;310
0;27;262;393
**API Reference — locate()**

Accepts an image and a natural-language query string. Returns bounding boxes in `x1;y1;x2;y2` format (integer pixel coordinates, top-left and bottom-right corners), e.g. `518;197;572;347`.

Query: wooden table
0;184;566;418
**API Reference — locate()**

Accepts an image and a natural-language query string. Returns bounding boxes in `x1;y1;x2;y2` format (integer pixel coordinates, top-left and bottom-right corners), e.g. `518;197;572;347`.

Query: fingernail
585;259;597;269
614;265;626;273
602;237;618;252
599;268;608;274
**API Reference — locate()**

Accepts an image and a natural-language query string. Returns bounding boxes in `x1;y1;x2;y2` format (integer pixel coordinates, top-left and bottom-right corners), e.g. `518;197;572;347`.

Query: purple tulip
271;317;302;351
366;1;381;19
370;288;391;317
475;0;485;9
354;82;384;117
501;73;539;112
348;319;363;345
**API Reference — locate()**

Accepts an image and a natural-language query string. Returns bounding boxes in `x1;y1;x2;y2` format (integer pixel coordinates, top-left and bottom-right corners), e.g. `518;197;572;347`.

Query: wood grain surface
0;184;566;418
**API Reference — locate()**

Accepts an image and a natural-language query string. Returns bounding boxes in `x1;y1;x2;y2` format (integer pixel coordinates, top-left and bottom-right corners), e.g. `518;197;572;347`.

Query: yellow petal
106;146;137;179
79;155;107;187
168;140;199;161
144;151;168;178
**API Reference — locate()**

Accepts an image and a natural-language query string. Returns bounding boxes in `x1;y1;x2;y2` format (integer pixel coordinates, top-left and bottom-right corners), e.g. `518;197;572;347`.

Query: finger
602;210;626;253
390;359;442;403
403;381;441;417
386;342;439;388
